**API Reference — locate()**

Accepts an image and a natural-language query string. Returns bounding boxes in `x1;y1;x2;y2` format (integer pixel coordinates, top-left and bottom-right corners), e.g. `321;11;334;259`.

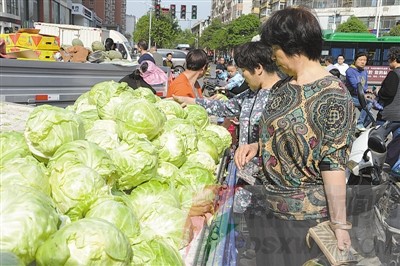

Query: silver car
157;49;188;74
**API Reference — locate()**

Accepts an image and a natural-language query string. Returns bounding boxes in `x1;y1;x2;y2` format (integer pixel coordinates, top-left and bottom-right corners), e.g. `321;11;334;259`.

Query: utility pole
149;7;152;46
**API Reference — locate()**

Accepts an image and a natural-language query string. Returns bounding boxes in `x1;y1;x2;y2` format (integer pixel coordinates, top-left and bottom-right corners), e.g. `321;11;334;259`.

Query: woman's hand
234;143;258;170
334;229;351;251
210;94;225;100
172;95;196;107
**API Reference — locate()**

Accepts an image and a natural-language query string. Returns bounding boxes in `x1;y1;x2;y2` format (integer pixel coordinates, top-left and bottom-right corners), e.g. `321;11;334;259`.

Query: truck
0;59;171;107
33;22;134;62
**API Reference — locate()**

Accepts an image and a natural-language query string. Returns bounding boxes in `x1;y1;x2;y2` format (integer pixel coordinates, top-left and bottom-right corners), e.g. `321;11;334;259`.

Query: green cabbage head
131;238;184;266
85;196;141;243
24;105;85;161
152;131;187;168
132;87;157;103
0;186;59;265
155;99;187;120
35;218;132;266
115;99;166;140
184;105;209;130
49;164;111;220
0;131;30;165
0;156;50;195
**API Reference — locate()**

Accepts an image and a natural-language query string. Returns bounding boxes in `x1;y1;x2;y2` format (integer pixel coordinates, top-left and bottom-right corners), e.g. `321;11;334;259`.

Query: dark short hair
185;49;208;71
260;6;322;61
325;56;334;64
337;54;345;59
137;40;148;50
329;68;341;78
234;41;279;74
354;51;368;61
140;61;149;73
226;60;237;68
166;53;172;57
387;46;400;63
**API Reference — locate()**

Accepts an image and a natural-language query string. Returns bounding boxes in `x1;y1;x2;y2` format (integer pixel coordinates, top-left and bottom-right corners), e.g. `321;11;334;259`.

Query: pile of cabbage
0;81;232;265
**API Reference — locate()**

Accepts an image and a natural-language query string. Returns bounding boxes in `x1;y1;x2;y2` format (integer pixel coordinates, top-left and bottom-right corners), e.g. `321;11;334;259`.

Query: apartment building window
52;0;60;23
25;0;39;22
380;16;398;29
60;5;70;24
381;0;397;5
6;0;19;15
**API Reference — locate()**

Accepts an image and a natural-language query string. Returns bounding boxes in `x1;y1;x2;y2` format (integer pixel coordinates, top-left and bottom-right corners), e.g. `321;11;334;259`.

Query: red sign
365;66;390;85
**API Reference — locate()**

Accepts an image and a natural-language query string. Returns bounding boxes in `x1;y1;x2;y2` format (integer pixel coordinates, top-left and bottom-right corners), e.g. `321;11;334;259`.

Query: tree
388;24;400;36
175;29;196;48
199;19;224;50
133;13;180;48
226;14;260;48
336;16;369;33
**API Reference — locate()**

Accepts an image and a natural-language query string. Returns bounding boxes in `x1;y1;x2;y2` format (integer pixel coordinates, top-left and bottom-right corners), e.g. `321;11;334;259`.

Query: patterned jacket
196;89;270;145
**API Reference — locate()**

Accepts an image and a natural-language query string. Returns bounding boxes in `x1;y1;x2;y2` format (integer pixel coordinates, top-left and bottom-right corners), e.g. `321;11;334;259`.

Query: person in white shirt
334;54;349;77
324;56;337;72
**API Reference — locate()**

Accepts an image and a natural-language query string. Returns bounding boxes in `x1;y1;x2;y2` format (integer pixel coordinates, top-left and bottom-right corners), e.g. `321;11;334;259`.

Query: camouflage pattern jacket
196;89;270;145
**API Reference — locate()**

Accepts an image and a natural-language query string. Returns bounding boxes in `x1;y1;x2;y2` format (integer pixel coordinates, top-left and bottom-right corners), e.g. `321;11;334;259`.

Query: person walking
235;6;355;265
137;40;155;64
150;46;163;67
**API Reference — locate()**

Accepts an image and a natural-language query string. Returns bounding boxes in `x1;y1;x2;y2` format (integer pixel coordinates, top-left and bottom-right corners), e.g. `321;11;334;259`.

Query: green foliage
388;24;400;36
226;14;260;47
336;16;369;33
199;19;224;49
133;13;180;48
175;29;196;48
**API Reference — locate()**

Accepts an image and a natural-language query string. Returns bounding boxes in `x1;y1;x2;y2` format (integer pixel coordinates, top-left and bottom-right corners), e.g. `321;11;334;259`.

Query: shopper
235;6;355;265
167;49;208;98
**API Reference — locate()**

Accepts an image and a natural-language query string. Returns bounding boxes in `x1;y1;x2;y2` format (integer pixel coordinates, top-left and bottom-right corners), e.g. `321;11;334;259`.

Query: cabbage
109;139;158;190
156;161;179;184
24;105;85;161
131;238;184;266
0;186;59;265
85;120;120;150
0;156;50;195
163;118;198;154
201;129;225;156
183;151;217;172
85;197;141;243
0;131;30;164
152;131;187;167
128;180;180;220
184;104;209;130
88;81;134;120
132;87;157;103
49;164;110;220
155;99;187;120
139;206;189;249
205;124;232;151
196;137;220;163
99;90;136;120
48;140;117;185
176;166;216;191
36;218;133;266
116;99;166;141
92;40;105;51
66;91;99;131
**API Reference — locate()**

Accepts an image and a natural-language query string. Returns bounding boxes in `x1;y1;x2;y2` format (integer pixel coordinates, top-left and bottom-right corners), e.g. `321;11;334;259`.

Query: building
0;0;72;33
125;14;135;45
71;0;102;27
191;18;211;48
81;0;126;32
210;0;400;35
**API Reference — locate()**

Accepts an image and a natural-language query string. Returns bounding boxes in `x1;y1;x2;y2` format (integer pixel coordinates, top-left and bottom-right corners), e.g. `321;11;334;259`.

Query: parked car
157;49;188;74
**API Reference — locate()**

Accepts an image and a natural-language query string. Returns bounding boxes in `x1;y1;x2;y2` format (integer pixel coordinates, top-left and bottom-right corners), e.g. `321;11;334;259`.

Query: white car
157;49;188;74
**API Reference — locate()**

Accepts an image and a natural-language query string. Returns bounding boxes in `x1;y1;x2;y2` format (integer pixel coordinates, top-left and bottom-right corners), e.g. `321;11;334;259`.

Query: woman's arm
322;170;351;251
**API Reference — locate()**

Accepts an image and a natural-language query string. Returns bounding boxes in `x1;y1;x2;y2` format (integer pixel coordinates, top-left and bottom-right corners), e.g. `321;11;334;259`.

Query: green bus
322;32;400;66
322;32;400;84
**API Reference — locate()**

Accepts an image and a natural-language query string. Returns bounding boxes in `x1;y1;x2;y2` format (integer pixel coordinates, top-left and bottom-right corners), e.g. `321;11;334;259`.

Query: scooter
346;83;392;185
